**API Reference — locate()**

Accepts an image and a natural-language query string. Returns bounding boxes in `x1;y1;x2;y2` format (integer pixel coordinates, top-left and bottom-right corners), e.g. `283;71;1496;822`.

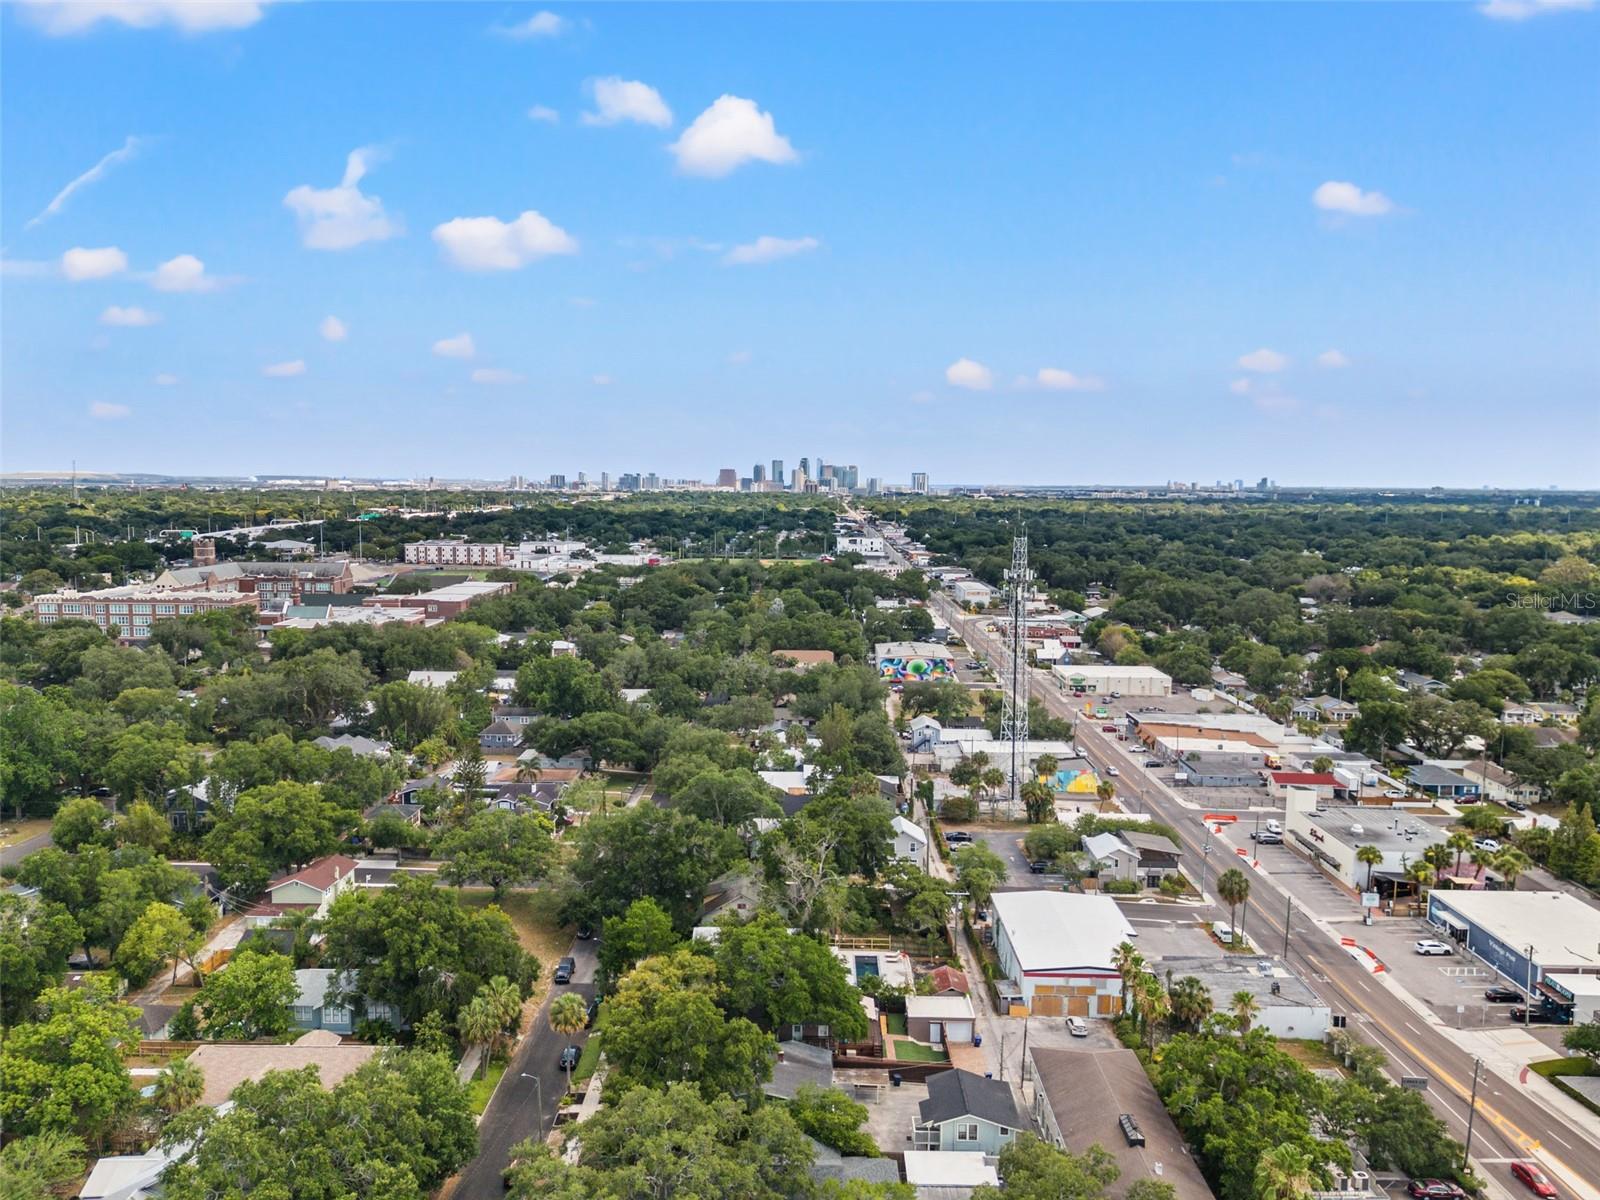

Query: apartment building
155;560;355;604
31;587;260;643
402;539;509;566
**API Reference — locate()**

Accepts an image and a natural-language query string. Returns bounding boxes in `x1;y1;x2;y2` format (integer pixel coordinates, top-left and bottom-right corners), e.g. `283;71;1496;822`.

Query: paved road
452;937;599;1200
930;590;1600;1197
0;829;51;869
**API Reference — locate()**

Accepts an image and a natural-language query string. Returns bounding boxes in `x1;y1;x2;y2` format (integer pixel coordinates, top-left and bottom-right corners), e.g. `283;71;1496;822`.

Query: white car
1474;838;1501;853
1106;766;1119;777
1066;1016;1089;1037
1415;940;1453;956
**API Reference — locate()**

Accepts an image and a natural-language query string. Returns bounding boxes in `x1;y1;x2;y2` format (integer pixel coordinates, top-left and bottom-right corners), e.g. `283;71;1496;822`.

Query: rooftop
186;1031;378;1106
1155;955;1324;1009
875;641;956;659
1430;891;1600;970
989;891;1135;974
1300;807;1448;855
918;1068;1022;1129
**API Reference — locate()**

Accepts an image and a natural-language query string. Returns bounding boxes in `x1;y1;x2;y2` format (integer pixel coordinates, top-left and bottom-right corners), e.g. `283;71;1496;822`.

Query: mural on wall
878;656;954;682
1046;768;1103;794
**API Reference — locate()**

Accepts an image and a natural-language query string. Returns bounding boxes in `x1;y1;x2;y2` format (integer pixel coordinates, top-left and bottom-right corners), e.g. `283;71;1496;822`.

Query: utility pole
1461;1057;1484;1172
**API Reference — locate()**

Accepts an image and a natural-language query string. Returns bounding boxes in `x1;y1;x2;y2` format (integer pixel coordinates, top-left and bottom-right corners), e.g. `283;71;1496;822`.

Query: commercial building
990;891;1135;1017
1426;891;1600;996
402;539;509;566
266;603;427;630
1285;799;1450;893
1545;974;1600;1025
875;641;957;682
1154;956;1330;1039
950;579;996;607
836;535;887;558
362;579;513;619
155;559;355;602
30;586;259;643
1052;663;1173;698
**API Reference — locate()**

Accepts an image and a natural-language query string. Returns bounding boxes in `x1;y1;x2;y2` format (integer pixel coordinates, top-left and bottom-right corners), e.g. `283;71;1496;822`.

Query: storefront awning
1437;912;1468;933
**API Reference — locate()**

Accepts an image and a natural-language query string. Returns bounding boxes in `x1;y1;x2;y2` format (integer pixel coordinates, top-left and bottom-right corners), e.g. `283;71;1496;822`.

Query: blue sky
3;0;1597;487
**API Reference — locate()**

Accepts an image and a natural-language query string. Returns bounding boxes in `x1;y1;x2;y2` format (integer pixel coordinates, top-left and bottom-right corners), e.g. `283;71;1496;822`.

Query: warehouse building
1426;891;1600;1002
990;891;1135;1017
1052;663;1172;698
874;641;957;682
950;579;996;607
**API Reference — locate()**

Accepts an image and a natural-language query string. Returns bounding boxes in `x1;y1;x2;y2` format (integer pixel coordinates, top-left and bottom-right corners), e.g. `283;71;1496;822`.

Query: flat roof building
875;641;957;682
1285;801;1450;893
30;586;259;643
1154;955;1330;1040
1052;663;1172;697
990;891;1135;1017
1426;891;1600;991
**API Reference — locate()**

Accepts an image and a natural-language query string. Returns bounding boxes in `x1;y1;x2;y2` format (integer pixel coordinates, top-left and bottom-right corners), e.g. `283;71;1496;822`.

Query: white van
1265;819;1282;835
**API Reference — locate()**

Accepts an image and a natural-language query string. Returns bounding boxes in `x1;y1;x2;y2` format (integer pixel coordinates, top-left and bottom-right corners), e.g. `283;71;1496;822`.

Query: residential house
701;869;764;925
395;776;451;806
478;720;523;751
406;669;459;689
492;704;539;727
1267;771;1341;802
1397;670;1447;695
361;800;423;827
1455;760;1541;807
186;1031;378;1106
902;1151;999;1197
763;1039;835;1100
551;639;578;657
891;815;929;867
1082;830;1182;888
913;1068;1024;1152
1408;763;1481;800
290;968;406;1034
313;734;391;758
926;965;971;996
773;649;837;671
808;1141;903;1190
905;995;976;1045
1290;695;1360;725
249;855;359;924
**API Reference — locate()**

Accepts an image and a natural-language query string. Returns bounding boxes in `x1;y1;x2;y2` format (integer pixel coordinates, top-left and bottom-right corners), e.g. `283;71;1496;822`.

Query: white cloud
1034;367;1106;392
528;105;560;124
727;350;752;365
150;253;218;292
945;358;993;391
262;359;306;377
153;373;179;385
432;210;577;271
1316;349;1351;369
18;0;272;35
471;367;524;385
1229;378;1253;396
592;374;614;386
1312;180;1395;217
100;305;160;326
670;96;798;178
27;136;145;229
723;235;819;266
88;400;131;419
61;246;127;280
433;332;476;359
1480;0;1592;18
1237;347;1289;373
284;147;401;251
320;315;348;342
494;10;568;38
583;77;672;128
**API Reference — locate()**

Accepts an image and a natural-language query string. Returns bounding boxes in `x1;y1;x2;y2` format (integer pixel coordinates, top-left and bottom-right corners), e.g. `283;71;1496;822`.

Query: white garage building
1052;664;1173;698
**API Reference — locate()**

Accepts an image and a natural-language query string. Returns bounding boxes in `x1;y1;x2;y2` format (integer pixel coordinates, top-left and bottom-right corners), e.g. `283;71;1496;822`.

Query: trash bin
890;1072;902;1088
972;1033;982;1047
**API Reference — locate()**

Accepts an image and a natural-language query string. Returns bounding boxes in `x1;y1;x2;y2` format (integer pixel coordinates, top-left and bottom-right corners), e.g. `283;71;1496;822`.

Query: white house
891;815;929;867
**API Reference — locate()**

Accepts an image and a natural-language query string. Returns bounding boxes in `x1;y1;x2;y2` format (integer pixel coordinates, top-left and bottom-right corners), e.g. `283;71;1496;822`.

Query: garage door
1032;994;1063;1017
1067;996;1091;1017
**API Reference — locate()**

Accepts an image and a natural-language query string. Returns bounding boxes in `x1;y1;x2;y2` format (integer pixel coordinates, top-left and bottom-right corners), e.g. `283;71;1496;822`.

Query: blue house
291;969;406;1034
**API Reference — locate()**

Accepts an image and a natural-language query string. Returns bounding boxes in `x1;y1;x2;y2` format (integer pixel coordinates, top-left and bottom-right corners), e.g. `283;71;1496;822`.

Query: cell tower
1000;528;1032;819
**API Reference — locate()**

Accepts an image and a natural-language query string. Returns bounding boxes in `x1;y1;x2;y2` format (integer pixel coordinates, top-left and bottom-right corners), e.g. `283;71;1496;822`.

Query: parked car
1110;691;1122;699
945;831;974;845
1474;838;1501;853
1252;831;1283;845
1510;1163;1558;1199
1213;922;1236;944
1508;1006;1568;1025
1407;1180;1467;1200
1505;799;1529;813
966;660;983;670
1382;789;1408;799
1415;940;1454;956
1029;859;1052;874
586;996;602;1027
558;1045;580;1071
1265;819;1282;834
553;956;576;984
1483;986;1523;1003
575;926;594;940
1066;1016;1089;1038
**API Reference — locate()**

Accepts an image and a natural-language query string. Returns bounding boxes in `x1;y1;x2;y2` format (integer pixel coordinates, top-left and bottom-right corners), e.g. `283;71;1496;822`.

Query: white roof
892;815;928;844
1431;892;1600;969
990;891;1136;974
905;994;975;1020
1082;831;1133;862
875;641;954;659
1052;663;1172;681
903;1151;998;1186
1546;972;1600;1000
406;670;459;688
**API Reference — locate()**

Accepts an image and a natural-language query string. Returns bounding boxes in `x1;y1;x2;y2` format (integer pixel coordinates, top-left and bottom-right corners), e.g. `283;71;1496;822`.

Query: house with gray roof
913;1068;1024;1152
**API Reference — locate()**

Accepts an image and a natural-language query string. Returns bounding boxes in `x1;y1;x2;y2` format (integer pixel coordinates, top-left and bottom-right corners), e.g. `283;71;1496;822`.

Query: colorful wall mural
877;655;955;682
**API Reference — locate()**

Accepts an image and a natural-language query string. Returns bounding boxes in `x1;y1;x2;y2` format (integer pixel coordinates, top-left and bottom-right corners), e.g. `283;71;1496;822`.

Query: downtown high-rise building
911;472;929;493
753;463;766;483
771;460;784;487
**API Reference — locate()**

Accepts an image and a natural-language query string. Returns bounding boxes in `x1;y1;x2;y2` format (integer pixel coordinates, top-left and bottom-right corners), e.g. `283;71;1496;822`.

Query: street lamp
519;1073;546;1141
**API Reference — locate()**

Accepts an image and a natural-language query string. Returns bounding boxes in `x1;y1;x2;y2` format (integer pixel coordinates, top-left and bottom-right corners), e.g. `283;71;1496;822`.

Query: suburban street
450;935;598;1200
932;592;1600;1199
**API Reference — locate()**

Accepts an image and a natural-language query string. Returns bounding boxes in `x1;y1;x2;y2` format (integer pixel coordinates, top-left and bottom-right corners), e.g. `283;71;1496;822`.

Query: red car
1407;1182;1466;1200
1511;1163;1558;1199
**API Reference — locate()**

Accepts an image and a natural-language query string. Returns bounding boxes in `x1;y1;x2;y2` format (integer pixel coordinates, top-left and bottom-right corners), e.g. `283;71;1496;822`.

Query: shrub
1103;879;1142;895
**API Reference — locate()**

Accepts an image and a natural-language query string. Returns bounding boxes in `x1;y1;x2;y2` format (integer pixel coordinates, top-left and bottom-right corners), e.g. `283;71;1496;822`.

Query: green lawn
466;1059;507;1115
885;1013;908;1036
572;1034;603;1088
890;1038;949;1063
1530;1057;1600;1118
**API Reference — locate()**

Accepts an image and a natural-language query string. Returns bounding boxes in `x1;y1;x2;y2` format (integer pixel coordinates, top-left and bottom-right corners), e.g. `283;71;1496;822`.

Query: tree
160;1049;475;1200
599;897;682;989
0;979;141;1144
1168;976;1213;1032
0;894;81;1026
1254;1144;1315;1200
436;809;556;901
878;861;953;938
319;875;533;1025
599;949;774;1102
51;796;113;853
1356;845;1384;892
1217;868;1251;947
371;680;456;748
713;913;869;1041
1494;846;1533;891
0;1131;88;1200
458;995;500;1079
506;1081;815;1200
484;974;525;1055
953;843;1007;909
114;900;199;986
116;799;171;853
1562;1020;1600;1064
194;948;297;1040
549;992;589;1088
789;1083;879;1157
973;1134;1120;1200
1021;778;1056;824
153;1058;205;1115
1112;941;1147;1023
202;780;343;897
1232;990;1260;1033
561;805;741;934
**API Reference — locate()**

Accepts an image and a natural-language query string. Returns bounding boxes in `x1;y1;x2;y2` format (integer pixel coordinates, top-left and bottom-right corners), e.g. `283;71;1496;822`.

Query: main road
858;519;1600;1198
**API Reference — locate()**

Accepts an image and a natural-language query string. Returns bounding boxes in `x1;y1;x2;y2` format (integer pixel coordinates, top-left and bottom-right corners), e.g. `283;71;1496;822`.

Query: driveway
450;937;598;1200
0;828;51;869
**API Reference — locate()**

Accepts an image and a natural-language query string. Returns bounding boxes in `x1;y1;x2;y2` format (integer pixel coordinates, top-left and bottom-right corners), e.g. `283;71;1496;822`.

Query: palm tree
1231;990;1260;1034
1168;976;1213;1032
1021;779;1055;825
1334;665;1349;702
1096;779;1117;809
458;995;499;1079
1311;756;1334;774
548;993;589;1091
1356;844;1383;892
1406;860;1435;896
1447;831;1474;877
483;975;524;1061
1255;1142;1315;1200
980;766;1006;814
1140;976;1171;1053
1111;941;1146;1021
515;759;542;787
1035;753;1059;783
1217;868;1251;948
153;1058;204;1115
1468;847;1496;883
1494;847;1533;891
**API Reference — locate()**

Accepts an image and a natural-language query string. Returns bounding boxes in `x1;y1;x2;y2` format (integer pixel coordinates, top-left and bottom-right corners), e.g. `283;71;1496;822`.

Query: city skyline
2;2;1597;486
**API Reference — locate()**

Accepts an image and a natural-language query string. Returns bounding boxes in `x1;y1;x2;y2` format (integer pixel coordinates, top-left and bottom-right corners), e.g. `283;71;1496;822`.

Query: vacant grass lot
466;1059;508;1115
